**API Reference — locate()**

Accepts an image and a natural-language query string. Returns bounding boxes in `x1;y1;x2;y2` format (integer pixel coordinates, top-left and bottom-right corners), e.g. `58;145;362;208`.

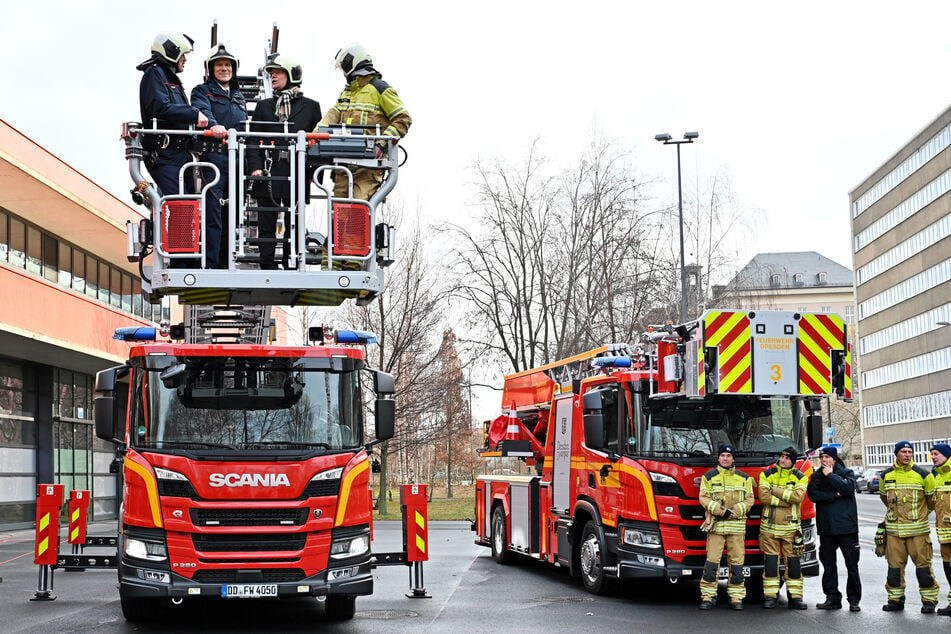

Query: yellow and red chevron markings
703;311;752;393
798;313;845;395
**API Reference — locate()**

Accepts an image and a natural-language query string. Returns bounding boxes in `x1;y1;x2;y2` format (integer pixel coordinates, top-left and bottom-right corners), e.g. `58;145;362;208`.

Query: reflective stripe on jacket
759;464;807;537
699;465;754;534
933;463;951;543
318;74;411;139
880;461;935;537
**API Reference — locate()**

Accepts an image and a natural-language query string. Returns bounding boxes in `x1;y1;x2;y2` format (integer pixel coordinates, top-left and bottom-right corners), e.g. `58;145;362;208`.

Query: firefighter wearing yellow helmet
316;43;412;200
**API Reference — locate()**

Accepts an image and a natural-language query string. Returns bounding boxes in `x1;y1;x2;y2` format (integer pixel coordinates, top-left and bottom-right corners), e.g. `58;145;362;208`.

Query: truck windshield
633;395;801;458
131;357;363;451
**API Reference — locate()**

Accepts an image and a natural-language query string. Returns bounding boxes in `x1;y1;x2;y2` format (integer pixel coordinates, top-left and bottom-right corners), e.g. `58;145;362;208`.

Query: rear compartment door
552;394;574;515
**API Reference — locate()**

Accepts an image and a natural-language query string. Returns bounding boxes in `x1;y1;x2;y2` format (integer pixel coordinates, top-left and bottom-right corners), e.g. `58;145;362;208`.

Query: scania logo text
209;473;291;487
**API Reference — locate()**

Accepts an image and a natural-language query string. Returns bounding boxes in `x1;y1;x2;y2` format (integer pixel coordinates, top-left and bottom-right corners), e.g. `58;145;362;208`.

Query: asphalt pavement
0;497;948;633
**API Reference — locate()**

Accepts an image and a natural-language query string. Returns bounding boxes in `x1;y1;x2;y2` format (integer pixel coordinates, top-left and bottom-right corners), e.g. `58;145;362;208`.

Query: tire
490;506;512;564
119;592;157;622
578;521;612;595
325;595;356;620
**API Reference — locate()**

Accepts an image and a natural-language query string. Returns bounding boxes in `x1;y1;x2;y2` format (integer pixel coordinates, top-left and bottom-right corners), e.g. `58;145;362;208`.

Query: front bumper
119;558;373;600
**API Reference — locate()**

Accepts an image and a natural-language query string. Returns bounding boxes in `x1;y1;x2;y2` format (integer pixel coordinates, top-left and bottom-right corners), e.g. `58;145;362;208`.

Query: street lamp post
655;131;699;323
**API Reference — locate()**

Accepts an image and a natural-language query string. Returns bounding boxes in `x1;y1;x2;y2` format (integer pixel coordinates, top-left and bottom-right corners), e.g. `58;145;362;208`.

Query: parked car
857;469;885;493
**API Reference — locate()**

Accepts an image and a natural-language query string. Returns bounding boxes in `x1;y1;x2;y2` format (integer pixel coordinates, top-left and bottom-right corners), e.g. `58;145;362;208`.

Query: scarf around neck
274;87;302;122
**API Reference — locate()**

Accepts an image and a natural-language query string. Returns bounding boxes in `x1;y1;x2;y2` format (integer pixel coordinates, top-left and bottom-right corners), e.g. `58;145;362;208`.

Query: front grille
157;479;339;500
192;568;305;583
191;508;308;527
192;533;307;552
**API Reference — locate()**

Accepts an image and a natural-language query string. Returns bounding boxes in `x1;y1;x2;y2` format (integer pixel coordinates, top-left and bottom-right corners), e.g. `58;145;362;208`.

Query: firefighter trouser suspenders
885;533;939;605
701;533;745;602
761;532;803;599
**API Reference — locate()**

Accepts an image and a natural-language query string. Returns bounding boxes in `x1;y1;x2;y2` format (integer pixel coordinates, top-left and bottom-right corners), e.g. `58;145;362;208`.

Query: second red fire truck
474;309;852;595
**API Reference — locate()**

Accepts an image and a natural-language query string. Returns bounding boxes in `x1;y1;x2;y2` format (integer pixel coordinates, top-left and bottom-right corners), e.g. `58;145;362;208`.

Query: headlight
622;527;662;549
125;537;168;562
330;534;369;559
154;467;188;481
312;467;344;481
649;472;675;484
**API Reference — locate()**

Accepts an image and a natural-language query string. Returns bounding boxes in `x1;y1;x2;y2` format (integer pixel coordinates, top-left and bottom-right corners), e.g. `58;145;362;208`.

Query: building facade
0;119;159;529
849;107;951;469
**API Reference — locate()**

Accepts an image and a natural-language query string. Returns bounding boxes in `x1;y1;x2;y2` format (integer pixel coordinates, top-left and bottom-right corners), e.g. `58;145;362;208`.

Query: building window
821;306;832;313
845;305;855;325
793;273;804;286
770;273;782;287
816;272;827;285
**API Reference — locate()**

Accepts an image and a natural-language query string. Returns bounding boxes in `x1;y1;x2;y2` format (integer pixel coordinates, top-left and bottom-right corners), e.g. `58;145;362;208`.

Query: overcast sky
3;0;950;277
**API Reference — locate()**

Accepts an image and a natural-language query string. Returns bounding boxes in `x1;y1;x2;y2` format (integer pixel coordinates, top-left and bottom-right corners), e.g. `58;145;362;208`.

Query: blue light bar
593;356;632;368
113;327;157;341
335;329;379;345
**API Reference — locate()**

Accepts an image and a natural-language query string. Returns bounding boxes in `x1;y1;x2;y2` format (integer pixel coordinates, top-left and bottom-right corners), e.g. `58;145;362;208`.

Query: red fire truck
474;309;851;595
95;326;395;620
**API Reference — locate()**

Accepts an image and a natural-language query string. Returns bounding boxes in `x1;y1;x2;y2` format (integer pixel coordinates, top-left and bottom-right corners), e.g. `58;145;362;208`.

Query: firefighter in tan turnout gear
929;442;951;616
758;446;809;609
881;440;939;613
317;43;412;201
698;444;754;610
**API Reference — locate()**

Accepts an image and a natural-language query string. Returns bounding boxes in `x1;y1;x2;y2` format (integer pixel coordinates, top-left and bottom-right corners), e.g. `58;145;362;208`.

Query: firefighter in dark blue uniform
191;44;247;269
136;32;209;198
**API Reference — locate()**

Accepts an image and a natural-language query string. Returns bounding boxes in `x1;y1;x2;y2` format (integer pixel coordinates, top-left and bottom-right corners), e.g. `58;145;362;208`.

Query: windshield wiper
250;441;331;448
734;450;781;457
144;440;237;450
635;450;708;457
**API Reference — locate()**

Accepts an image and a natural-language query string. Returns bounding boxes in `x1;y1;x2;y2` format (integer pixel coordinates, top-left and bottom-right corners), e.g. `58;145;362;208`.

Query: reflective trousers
333;167;382;201
884;532;939;604
700;532;745;602
761;531;803;599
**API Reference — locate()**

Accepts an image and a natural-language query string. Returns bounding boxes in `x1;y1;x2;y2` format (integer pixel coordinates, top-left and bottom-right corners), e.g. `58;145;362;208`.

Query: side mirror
94;395;118;442
583;413;605;450
582;389;603;411
375;398;395;440
374;370;395;396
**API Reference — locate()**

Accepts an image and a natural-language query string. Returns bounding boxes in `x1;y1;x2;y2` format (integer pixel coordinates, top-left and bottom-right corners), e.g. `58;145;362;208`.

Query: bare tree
446;137;662;373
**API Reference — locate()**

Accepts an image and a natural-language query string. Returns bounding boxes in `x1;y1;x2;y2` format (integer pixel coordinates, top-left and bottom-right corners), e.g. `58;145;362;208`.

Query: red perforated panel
332;203;370;256
162;201;201;253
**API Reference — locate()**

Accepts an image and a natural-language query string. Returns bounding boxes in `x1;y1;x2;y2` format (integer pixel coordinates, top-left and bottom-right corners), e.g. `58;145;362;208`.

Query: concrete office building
0;119;159;529
849;107;951;469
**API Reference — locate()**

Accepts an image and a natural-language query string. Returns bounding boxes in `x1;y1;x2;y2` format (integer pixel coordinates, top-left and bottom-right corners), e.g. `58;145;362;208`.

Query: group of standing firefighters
699;440;951;616
136;31;412;269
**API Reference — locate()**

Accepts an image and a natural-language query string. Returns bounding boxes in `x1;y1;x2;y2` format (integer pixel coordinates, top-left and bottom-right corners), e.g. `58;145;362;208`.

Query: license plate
221;584;279;598
718;566;751;578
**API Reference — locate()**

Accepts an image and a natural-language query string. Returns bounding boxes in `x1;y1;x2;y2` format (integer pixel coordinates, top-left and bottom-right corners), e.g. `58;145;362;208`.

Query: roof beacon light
114;327;158;341
335;329;379;345
593;356;632;368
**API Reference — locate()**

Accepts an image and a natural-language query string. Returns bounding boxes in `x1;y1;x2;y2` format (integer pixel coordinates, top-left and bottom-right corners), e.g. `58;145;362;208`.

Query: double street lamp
655;131;699;323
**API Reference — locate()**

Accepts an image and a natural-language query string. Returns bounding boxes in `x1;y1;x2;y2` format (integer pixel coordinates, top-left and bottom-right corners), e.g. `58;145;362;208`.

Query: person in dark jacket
807;446;861;611
137;32;209;197
246;53;321;269
191;44;247;269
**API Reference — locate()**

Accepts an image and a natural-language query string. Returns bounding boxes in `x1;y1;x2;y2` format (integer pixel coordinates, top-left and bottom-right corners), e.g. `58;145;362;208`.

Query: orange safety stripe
615;462;658;521
335;458;369;526
125;458;163;527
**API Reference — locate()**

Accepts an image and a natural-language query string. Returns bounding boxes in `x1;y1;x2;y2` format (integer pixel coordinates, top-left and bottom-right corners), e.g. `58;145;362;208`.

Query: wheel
119;592;157;622
578;521;612;595
490;506;513;564
325;594;356;620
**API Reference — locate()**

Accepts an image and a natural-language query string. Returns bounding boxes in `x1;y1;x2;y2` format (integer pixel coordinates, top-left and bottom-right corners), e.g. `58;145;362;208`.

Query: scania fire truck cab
96;330;395;620
475;310;852;595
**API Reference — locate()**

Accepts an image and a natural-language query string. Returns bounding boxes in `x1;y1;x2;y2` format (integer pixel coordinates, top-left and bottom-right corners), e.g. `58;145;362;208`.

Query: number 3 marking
771;365;782;381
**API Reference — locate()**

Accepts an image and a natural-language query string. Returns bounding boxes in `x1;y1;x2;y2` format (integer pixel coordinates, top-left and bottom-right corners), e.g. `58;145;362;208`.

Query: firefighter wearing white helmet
317;42;412;200
247;52;322;269
190;43;248;269
136;31;208;202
